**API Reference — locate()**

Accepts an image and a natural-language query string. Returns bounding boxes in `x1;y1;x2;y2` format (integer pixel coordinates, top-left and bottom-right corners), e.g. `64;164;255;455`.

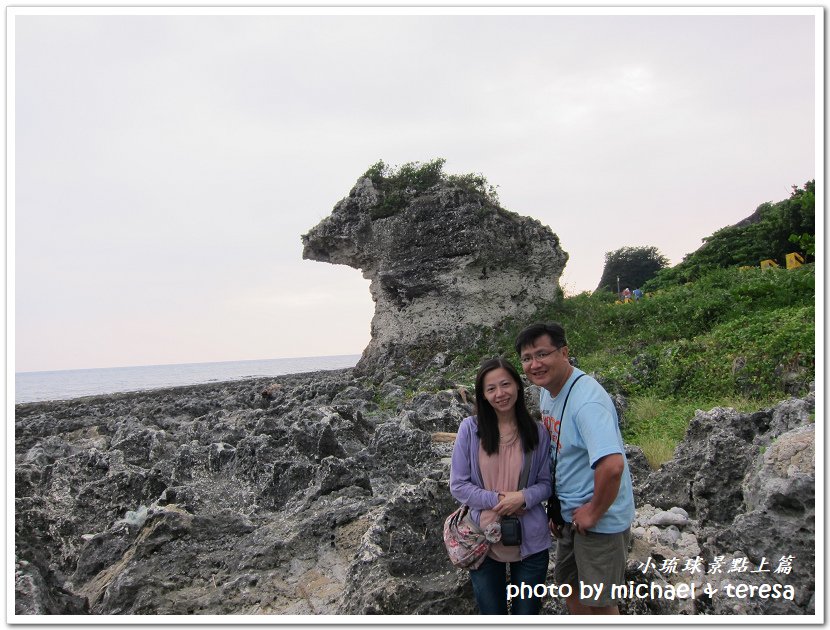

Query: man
515;322;635;615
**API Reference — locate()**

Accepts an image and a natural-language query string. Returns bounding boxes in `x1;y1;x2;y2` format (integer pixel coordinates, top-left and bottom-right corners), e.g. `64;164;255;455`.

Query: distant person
515;323;635;615
633;288;643;301
621;287;632;303
449;358;552;614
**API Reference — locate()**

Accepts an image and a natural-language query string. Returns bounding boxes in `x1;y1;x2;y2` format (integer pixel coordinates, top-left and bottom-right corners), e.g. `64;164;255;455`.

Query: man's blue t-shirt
540;368;635;534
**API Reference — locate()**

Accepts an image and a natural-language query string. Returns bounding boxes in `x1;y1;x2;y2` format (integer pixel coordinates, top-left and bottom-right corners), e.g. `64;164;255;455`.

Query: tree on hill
595;246;669;294
645;181;815;291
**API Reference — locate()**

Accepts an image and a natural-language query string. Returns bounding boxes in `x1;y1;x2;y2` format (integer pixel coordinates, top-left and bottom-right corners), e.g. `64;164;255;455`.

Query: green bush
362;158;499;219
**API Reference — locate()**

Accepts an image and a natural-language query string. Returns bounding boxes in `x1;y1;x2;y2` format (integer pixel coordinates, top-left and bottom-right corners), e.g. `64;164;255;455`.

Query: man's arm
571;453;624;535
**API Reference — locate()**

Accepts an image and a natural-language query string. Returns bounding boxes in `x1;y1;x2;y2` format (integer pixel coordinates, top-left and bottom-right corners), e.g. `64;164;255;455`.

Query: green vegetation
595;246;669;294
644;181;815;291
362;173;816;469
789;232;815;257
438;263;815;468
362;158;499;219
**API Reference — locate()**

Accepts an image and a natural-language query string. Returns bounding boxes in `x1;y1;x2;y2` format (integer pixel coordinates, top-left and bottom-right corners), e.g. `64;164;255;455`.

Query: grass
623;394;780;468
637;436;678;470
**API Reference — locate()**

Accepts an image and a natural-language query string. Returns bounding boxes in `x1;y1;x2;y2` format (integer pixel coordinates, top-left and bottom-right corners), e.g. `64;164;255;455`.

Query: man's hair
514;322;568;355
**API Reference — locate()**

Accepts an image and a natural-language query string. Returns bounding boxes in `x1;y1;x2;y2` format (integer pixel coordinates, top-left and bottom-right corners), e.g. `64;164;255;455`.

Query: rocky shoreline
14;366;815;616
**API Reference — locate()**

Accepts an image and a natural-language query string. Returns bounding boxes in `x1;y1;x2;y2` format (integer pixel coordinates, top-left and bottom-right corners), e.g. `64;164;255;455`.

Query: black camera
547;491;566;526
500;516;522;546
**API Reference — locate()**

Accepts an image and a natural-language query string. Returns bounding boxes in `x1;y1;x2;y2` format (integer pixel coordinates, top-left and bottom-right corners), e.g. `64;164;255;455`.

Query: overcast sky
12;8;818;373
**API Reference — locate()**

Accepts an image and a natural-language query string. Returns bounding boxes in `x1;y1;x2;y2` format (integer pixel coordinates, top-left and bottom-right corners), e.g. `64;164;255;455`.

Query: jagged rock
625;444;652;495
232;434;283;485
14;367;816;616
15;545;88;615
649;511;690;527
525;384;542;418
379;382;405;403
406;389;473;433
110;417;168;465
658;525;681;545
331;385;372;407
302;174;567;375
762;392;815;443
367;416;433;479
705;423;815;613
258;456;317;509
316;456;372;496
337;477;474;614
639;406;773;523
260;383;283;401
14;371;482;615
630;392;815;615
208;442;236;473
744;424;815;513
71;523;135;586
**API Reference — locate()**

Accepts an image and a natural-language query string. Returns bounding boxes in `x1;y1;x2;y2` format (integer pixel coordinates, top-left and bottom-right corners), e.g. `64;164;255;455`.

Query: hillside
644;181;814;290
431;262;815;467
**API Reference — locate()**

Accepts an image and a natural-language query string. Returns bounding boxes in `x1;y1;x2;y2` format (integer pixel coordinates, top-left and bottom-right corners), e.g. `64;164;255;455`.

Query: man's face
519;334;571;393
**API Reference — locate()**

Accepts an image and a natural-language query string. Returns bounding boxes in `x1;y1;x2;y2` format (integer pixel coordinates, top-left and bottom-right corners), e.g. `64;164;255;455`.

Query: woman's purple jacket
449;416;552;560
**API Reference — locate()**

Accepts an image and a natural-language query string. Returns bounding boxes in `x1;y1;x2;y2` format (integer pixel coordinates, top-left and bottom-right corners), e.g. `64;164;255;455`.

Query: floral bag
443;504;502;570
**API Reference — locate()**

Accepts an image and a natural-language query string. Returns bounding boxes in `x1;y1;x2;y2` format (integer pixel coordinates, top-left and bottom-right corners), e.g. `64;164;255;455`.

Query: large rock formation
302;172;567;375
15;369;815;616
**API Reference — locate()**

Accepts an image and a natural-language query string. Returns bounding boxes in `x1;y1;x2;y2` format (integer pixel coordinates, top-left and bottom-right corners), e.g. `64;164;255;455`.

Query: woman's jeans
469;549;550;614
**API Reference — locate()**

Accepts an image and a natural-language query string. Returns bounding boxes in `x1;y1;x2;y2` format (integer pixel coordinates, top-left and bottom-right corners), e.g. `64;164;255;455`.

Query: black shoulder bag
547;373;585;526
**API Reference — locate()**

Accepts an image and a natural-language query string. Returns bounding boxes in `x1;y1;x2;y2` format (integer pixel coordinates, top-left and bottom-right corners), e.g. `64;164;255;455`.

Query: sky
11;7;819;373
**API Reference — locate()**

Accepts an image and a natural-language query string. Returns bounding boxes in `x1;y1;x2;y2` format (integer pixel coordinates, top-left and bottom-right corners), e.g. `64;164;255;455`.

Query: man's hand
571;503;600;535
493;491;526;516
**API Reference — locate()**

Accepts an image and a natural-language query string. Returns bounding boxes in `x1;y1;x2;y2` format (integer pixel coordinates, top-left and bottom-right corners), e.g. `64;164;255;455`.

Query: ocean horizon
15;354;362;404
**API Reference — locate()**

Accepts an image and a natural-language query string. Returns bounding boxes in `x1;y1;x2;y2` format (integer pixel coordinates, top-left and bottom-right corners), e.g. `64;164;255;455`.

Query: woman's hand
493;491;526;516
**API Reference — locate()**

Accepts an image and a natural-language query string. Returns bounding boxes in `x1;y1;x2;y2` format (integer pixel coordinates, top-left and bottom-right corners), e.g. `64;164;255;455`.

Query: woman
450;358;552;614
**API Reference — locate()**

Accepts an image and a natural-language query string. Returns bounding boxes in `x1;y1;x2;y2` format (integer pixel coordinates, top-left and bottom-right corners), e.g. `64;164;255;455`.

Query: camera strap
551;373;586;481
518;447;532;490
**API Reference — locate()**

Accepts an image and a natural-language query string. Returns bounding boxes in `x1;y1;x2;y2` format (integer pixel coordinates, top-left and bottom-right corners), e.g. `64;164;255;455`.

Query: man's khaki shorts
554;524;631;608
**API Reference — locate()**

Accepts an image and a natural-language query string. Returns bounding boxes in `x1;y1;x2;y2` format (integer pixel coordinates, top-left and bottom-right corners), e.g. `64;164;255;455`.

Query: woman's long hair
474;358;539;456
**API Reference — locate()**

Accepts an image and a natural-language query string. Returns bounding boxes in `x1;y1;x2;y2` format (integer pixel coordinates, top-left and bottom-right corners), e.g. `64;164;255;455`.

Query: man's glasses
519;347;563;365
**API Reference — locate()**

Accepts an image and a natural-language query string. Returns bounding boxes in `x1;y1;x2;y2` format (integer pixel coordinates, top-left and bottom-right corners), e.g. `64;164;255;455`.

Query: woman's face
482;367;518;416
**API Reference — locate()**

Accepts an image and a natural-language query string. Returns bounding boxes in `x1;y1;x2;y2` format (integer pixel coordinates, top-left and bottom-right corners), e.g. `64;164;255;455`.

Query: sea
15;354;362;405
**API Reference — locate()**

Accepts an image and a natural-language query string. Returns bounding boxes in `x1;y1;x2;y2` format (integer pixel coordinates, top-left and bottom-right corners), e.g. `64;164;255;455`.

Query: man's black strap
518;448;532;490
551;373;586;473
